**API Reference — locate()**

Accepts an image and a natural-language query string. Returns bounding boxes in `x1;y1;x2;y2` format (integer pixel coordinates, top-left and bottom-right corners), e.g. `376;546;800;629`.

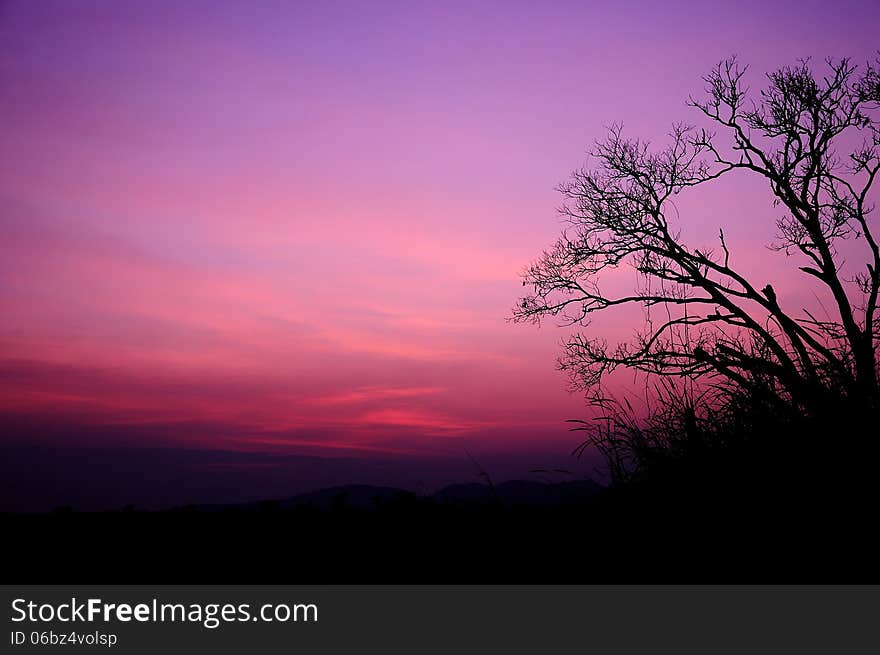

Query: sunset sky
2;1;878;506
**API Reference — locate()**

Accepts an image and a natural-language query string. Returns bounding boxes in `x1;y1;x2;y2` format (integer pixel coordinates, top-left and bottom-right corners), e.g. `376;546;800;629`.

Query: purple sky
1;0;878;506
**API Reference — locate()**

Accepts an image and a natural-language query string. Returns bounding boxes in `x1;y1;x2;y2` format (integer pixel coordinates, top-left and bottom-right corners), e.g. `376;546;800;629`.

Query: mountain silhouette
172;479;603;513
434;479;602;506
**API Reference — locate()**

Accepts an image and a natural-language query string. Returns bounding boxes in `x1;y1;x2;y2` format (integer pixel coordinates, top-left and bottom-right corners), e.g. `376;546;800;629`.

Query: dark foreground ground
4;476;877;583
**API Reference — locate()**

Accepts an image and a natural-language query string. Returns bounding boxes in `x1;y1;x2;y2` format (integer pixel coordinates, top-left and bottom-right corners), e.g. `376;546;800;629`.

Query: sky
1;0;878;507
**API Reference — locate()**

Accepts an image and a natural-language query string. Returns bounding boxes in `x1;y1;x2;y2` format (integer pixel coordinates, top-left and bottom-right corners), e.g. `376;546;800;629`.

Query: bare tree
514;57;880;415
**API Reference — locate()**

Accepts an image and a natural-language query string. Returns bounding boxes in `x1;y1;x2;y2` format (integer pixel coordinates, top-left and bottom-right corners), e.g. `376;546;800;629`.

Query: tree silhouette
514;57;880;421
